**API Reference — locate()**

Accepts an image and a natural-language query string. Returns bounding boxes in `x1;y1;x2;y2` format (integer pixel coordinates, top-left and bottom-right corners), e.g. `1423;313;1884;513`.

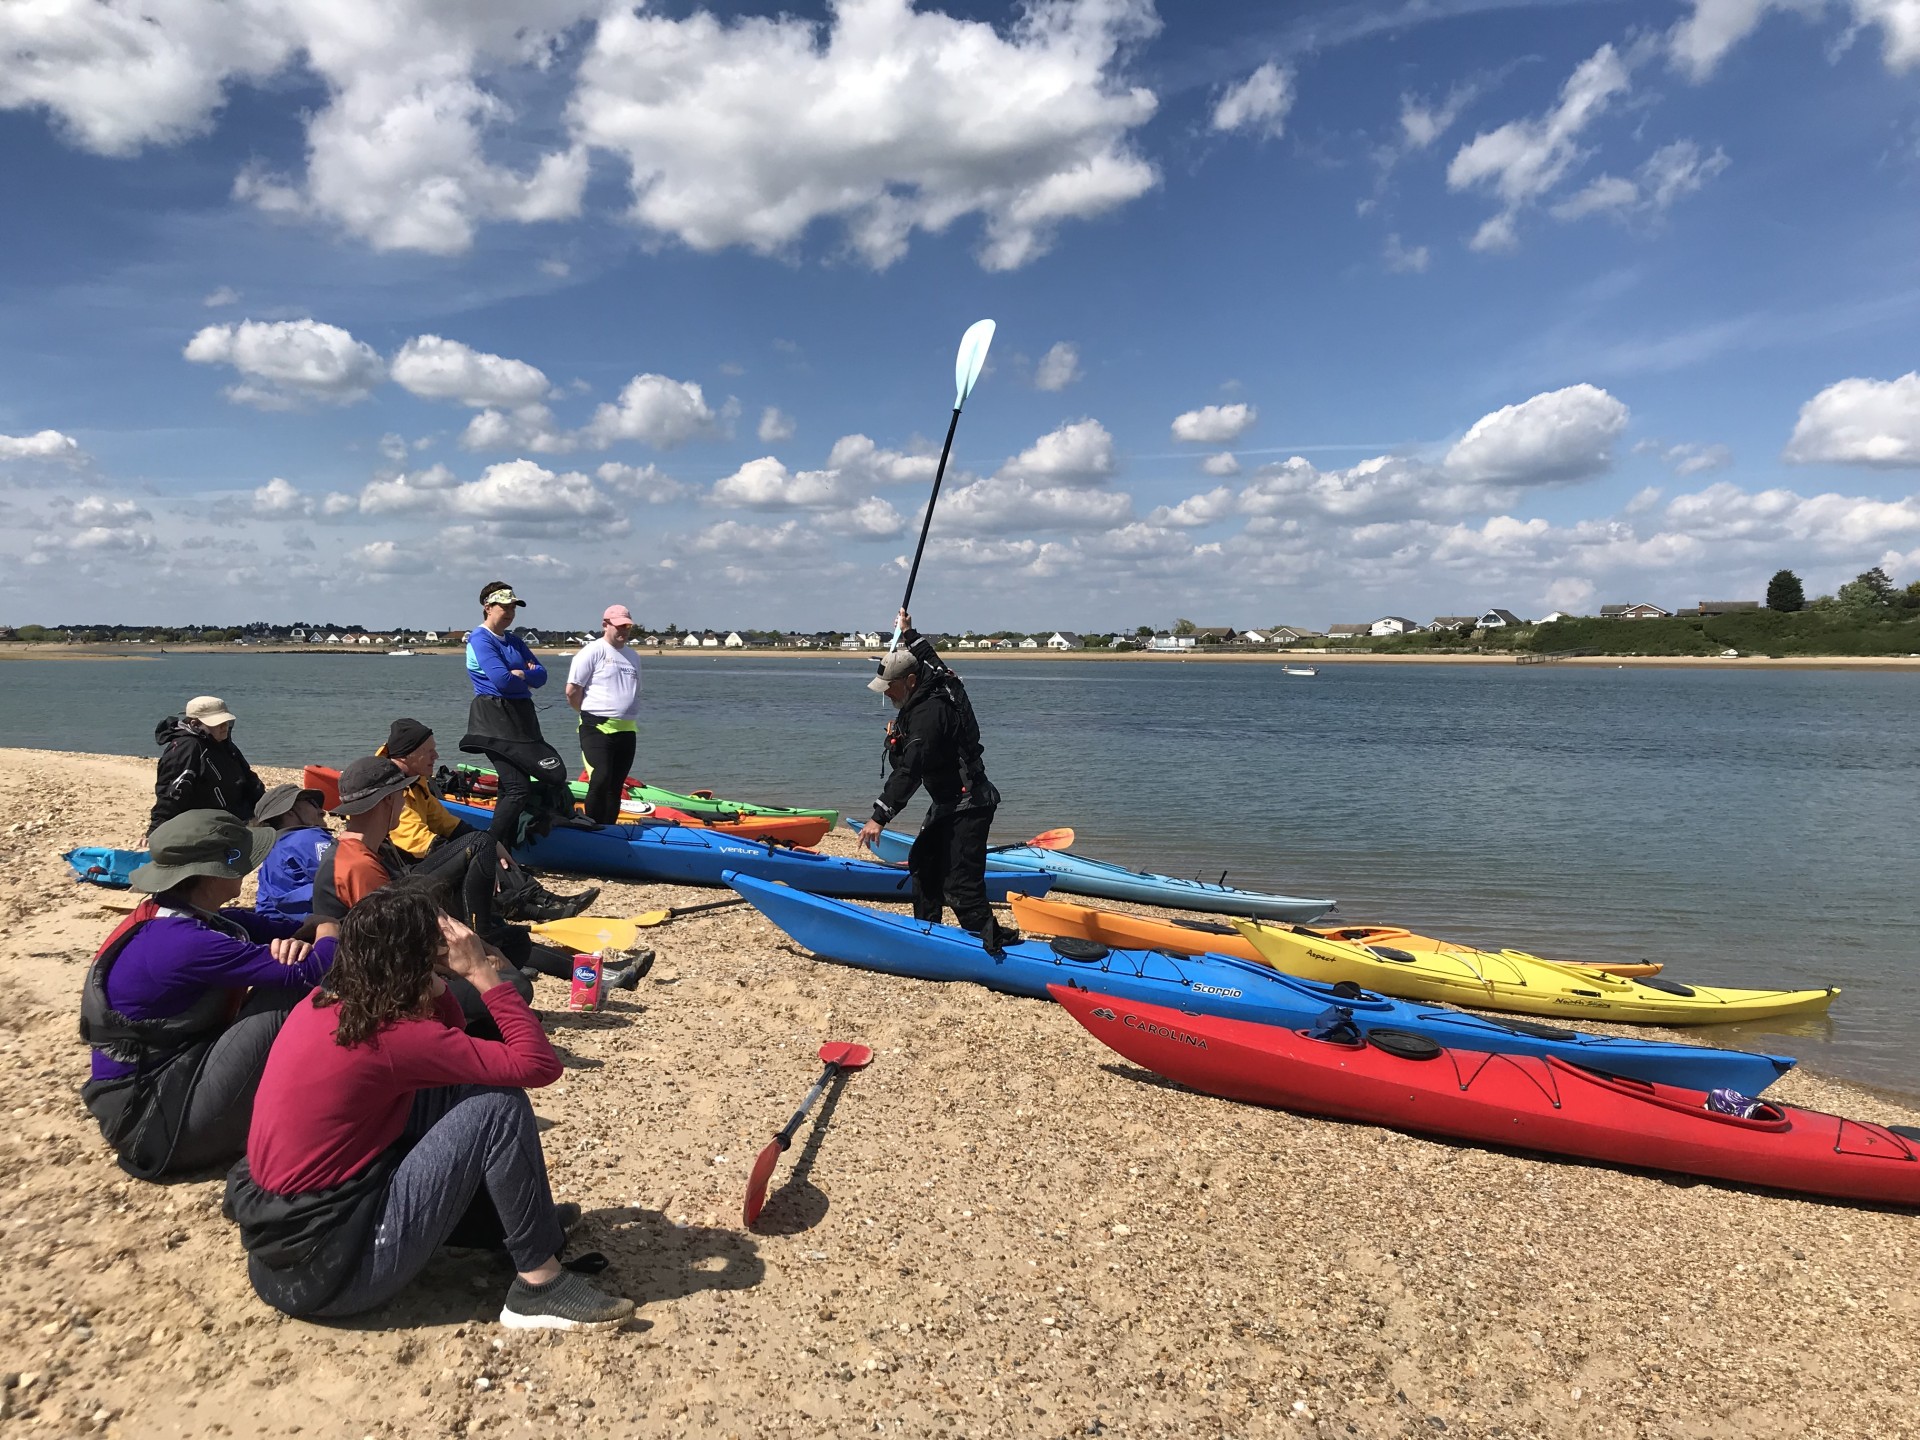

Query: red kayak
1050;986;1920;1206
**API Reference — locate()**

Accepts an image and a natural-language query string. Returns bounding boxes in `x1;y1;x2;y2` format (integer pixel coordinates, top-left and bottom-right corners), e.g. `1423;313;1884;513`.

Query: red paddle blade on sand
743;1042;874;1228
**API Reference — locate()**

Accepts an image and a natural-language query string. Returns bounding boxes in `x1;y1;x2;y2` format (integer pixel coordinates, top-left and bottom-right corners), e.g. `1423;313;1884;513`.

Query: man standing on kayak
458;582;573;849
857;610;1016;953
565;604;643;825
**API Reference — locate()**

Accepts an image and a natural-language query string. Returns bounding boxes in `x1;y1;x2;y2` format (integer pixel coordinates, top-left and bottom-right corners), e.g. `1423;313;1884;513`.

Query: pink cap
602;604;635;626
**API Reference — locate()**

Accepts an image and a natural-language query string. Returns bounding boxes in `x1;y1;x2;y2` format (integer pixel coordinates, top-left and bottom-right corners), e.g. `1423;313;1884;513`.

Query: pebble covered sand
1;748;1915;1439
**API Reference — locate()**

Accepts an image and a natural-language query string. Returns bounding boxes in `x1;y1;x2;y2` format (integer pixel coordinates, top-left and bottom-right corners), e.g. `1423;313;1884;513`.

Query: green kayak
451;764;840;828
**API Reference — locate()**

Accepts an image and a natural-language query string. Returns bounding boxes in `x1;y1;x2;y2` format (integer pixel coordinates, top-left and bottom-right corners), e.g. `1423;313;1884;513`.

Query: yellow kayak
1231;919;1838;1026
1006;895;1666;978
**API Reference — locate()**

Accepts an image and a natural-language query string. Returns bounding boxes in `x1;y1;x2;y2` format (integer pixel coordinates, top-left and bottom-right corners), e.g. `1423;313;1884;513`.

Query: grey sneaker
500;1271;635;1331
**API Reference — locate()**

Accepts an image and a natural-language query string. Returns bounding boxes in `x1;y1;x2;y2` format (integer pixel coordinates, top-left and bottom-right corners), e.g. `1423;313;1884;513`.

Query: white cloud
999;418;1116;485
758;407;796;443
688;518;823;557
1399;86;1476;151
0;429;85;464
1171;403;1256;445
390;335;550;409
825;433;936;487
707;433;936;516
1784;372;1920;466
712;456;845;511
596;462;688;504
1447;44;1635;251
184;318;385;408
1211;61;1293;139
460;405;574;454
1443;384;1629;486
358;463;460;515
1542;576;1597;612
1202;451;1241;477
1034;342;1083;392
586;374;722;449
1663;479;1920;546
570;0;1160;271
251;477;313;518
1148;486;1237;527
52;495;149;528
1639;440;1734;475
819;496;907;538
1550;140;1729;223
202;285;240;308
1667;1;1920;79
939;476;1133;535
1383;234;1430;273
445;459;616;523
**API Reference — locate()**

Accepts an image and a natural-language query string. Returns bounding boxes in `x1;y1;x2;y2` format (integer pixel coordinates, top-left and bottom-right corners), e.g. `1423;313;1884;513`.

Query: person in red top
226;887;633;1329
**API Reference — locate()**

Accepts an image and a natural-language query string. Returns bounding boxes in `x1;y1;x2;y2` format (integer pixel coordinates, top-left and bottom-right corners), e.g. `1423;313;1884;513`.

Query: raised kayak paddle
743;1041;874;1229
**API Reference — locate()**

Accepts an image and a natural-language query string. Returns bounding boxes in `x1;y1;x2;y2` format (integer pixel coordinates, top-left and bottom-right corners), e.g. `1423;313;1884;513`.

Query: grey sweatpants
314;1085;565;1317
167;985;306;1173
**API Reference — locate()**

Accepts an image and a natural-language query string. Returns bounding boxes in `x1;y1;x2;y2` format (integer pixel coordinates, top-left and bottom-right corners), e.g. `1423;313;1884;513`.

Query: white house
1236;630;1267;644
682;633;702;647
1369;616;1419;637
956;638;976;649
423;631;440;643
1046;631;1082;649
288;628;306;641
699;631;720;648
858;630;884;648
1267;625;1324;643
1599;602;1671;620
1018;636;1040;649
1537;611;1575;624
1477;608;1525;628
1147;632;1196;652
724;632;745;648
354;633;373;645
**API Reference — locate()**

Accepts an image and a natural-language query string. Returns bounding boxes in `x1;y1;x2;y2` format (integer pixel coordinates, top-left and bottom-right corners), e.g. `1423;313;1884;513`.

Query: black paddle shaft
899;406;964;616
774;1060;845;1150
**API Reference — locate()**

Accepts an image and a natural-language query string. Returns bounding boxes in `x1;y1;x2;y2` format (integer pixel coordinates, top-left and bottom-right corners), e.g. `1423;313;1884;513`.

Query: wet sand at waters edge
1;747;1916;1438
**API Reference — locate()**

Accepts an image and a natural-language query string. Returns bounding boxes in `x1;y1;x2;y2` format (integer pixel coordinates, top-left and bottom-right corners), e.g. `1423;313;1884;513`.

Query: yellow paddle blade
527;915;656;951
1026;827;1076;850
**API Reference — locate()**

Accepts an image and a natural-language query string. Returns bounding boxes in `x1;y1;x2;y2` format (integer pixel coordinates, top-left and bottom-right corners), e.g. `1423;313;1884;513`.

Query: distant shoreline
3;642;1917;671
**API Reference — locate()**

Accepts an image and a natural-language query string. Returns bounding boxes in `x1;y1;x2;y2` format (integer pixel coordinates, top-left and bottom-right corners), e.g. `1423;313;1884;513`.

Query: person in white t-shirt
565;605;644;823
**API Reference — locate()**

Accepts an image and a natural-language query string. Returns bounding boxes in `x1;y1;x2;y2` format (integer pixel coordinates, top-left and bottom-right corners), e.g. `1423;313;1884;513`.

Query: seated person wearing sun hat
80;810;336;1180
252;782;333;927
149;695;266;837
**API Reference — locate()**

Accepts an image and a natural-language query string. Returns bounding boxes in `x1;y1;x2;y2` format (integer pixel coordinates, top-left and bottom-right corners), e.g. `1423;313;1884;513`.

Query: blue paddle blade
953;319;996;410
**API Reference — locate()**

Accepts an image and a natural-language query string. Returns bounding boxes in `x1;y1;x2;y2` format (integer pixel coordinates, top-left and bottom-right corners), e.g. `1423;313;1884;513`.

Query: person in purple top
458;580;573;848
80;810;336;1179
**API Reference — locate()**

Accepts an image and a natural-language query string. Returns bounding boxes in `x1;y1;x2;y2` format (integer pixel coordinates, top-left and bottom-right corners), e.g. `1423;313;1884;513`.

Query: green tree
1901;580;1920;612
1134;624;1153;637
1173;618;1196;636
1765;569;1805;613
1836;566;1896;613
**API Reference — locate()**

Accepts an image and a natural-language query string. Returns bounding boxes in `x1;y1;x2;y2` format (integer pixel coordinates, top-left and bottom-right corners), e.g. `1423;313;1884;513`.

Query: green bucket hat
131;810;275;894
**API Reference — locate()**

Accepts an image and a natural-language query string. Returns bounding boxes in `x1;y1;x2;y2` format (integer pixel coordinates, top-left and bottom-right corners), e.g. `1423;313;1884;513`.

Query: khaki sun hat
866;649;919;694
183;695;238;727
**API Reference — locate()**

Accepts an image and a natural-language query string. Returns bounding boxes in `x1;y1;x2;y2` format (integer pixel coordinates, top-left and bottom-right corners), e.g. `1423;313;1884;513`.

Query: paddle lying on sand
891;318;996;653
530;896;750;951
744;1041;874;1228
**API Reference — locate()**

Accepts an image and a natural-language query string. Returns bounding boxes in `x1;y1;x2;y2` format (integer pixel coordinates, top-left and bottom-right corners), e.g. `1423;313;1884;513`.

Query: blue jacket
466;627;546;700
255;828;333;926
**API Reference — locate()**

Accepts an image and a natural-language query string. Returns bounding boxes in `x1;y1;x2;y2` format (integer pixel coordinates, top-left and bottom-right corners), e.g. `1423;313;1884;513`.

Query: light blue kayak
855;822;1335;923
728;873;1795;1093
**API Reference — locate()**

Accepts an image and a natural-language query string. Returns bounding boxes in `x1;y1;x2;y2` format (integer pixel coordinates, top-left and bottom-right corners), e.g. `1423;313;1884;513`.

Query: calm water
5;651;1917;1094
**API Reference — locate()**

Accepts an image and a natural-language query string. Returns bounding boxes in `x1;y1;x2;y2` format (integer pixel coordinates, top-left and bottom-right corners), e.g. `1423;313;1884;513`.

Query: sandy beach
3;746;1917;1438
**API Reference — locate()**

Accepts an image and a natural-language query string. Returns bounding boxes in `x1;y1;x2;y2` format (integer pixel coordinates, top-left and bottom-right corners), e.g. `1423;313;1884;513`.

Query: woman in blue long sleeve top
458;580;575;847
80;810;336;1179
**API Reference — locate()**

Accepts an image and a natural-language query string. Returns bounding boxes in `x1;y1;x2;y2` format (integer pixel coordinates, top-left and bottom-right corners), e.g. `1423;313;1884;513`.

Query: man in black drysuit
857;611;1018;952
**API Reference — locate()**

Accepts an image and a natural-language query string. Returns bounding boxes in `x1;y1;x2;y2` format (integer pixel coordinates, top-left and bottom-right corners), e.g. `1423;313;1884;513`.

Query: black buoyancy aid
79;901;245;1179
884;667;998;811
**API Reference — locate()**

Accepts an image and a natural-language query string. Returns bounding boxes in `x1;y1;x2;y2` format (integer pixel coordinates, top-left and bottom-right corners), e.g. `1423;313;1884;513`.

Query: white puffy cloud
444;459;616;522
1202;452;1241;477
1034;342;1082;392
0;429;85;464
1550;140;1729;224
390;335;550;409
819;497;907;538
251;477;313;518
688;518;824;557
1399;87;1475;151
596;462;688;504
1639;440;1733;476
51;495;149;528
939;476;1133;535
460;405;574;454
1447;44;1635;251
586;374;723;449
1784;373;1920;467
1443;384;1629;486
825;433;937;487
359;463;460;515
1148;486;1236;527
998;418;1116;486
712;457;846;511
1211;61;1293;139
184;318;385;408
1662;479;1920;547
758;407;796;443
570;0;1160;271
1171;403;1256;445
1669;1;1919;80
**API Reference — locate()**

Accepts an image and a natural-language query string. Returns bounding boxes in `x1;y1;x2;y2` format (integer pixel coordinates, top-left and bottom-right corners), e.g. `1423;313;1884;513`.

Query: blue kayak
443;801;1053;901
729;872;1796;1093
856;822;1334;923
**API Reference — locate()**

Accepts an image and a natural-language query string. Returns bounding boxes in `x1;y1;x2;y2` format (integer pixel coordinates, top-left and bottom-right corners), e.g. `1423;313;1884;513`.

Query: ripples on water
5;651;1916;1093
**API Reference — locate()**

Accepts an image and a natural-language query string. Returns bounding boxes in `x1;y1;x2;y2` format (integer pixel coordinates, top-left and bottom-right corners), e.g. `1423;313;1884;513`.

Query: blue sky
3;0;1919;632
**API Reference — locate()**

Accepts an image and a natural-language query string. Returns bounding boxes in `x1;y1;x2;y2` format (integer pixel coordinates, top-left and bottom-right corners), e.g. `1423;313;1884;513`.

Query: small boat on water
387;648;415;657
1282;664;1317;677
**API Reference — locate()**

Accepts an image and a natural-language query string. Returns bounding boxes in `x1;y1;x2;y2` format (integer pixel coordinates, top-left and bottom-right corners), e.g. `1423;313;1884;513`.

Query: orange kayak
1006;895;1664;979
455;791;830;848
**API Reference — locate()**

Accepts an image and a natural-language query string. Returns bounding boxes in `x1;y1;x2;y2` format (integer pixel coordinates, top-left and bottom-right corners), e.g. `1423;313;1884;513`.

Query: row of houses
1596;600;1759;619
